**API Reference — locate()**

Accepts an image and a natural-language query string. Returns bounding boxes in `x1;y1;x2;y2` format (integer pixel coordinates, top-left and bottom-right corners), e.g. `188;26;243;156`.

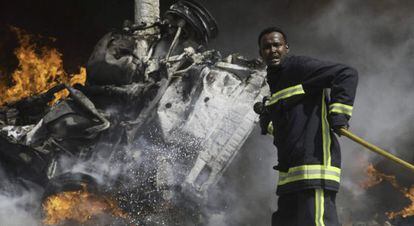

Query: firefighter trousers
272;189;340;226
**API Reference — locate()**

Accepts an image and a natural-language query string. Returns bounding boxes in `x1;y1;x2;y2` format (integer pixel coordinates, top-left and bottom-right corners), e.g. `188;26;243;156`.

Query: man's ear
286;44;290;53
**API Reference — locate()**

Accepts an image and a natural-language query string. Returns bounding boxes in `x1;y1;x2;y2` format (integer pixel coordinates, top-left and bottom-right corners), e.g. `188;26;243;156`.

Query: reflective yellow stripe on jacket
265;84;305;106
322;90;331;166
329;103;353;117
278;165;341;186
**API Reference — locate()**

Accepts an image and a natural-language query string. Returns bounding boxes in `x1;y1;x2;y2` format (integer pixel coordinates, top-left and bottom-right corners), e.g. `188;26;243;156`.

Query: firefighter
257;27;358;226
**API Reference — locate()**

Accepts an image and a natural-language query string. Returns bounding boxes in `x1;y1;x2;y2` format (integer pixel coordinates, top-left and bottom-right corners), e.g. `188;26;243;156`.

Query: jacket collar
266;54;291;83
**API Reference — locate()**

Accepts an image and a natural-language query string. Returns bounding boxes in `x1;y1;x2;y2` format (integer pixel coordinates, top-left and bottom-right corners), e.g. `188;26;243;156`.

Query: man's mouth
270;57;280;64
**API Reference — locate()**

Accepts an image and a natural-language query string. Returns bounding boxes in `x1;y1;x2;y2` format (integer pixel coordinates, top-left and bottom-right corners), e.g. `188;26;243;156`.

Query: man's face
259;32;289;67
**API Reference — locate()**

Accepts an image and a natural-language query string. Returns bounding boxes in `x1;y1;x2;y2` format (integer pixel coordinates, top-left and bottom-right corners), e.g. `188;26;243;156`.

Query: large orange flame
362;164;414;219
42;184;128;225
0;27;86;106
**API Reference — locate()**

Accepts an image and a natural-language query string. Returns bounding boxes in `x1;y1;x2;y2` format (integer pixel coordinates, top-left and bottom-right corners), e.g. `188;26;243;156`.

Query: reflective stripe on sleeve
265;84;305;106
329;103;353;117
277;165;341;186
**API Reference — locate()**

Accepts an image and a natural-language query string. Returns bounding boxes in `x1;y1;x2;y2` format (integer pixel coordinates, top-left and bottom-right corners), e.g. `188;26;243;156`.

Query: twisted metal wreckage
0;0;268;224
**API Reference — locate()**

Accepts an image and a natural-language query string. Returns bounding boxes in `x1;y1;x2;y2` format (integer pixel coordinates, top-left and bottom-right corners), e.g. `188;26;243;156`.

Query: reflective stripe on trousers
315;189;325;226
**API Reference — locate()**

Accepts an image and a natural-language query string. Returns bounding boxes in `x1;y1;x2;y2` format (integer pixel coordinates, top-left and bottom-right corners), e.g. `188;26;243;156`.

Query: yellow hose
339;128;414;173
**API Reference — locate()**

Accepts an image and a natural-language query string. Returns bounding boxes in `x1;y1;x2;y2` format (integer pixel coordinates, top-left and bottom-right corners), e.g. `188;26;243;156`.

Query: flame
42;184;128;225
362;163;414;219
0;27;86;106
361;164;399;189
386;186;414;219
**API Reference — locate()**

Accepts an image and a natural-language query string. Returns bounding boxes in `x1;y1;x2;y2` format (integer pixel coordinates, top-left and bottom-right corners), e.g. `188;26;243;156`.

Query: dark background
1;0;412;73
0;0;336;73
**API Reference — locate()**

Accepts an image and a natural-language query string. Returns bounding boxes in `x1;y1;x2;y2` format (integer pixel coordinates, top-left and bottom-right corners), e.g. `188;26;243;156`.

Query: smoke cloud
0;167;43;226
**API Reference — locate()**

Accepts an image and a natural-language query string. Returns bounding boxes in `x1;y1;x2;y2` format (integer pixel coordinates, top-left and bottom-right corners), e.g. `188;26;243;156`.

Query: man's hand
332;125;347;136
259;113;272;135
254;96;272;135
254;102;265;115
254;101;269;134
253;95;269;115
328;113;350;136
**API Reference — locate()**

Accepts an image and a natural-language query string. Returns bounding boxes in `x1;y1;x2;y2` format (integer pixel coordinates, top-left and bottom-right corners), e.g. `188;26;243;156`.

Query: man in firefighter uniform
257;27;358;226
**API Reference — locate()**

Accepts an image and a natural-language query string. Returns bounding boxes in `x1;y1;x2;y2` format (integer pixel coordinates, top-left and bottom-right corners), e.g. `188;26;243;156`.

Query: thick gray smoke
0;190;41;226
0;167;43;226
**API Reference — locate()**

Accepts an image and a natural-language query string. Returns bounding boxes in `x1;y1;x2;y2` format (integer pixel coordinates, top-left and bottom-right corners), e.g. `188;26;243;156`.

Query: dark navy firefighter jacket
262;55;358;195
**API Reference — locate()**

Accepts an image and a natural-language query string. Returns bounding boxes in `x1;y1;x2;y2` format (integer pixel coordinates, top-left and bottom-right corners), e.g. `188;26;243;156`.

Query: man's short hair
258;27;288;47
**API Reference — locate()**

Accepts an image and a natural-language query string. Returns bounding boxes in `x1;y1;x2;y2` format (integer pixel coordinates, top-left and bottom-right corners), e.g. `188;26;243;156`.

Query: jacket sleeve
299;56;359;128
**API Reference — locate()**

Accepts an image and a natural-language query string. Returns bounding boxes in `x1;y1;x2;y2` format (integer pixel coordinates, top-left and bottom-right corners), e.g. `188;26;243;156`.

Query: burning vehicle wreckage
0;0;268;225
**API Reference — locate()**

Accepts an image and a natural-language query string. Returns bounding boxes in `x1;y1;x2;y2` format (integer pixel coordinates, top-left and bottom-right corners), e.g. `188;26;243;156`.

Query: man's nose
270;45;277;53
